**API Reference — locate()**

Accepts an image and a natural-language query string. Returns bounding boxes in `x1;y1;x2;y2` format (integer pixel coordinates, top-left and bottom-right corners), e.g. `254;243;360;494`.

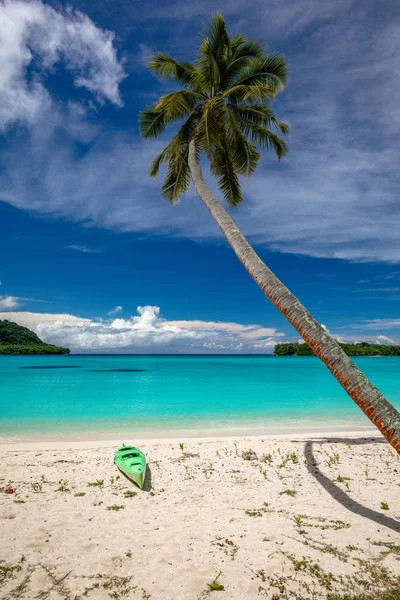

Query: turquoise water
0;355;399;439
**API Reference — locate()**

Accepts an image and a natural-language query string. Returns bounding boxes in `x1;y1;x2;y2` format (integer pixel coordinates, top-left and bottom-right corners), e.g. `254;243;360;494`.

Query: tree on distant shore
139;14;400;453
0;320;69;355
274;341;400;357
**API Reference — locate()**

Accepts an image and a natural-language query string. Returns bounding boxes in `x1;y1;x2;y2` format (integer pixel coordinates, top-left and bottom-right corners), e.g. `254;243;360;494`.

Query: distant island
0;320;70;355
274;341;400;357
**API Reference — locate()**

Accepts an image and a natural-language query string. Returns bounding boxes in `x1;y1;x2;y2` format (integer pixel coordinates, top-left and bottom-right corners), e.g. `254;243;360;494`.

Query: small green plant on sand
335;475;351;484
265;453;273;465
280;489;296;496
31;474;45;493
294;514;304;532
207;572;224;591
74;492;86;497
327;453;340;466
125;551;132;558
0;556;25;587
55;479;69;492
107;505;125;511
245;509;263;517
179;443;185;453
124;490;137;498
381;501;389;510
88;479;104;488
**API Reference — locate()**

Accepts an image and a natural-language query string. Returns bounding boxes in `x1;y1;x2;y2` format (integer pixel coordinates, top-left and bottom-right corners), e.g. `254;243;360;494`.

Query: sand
1;431;399;599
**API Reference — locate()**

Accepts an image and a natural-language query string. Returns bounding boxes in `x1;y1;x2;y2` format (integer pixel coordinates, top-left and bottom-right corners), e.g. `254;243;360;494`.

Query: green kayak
114;445;147;489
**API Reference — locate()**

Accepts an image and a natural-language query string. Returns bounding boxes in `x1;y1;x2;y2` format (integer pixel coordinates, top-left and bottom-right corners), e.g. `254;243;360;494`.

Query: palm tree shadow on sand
303;438;400;534
117;465;152;493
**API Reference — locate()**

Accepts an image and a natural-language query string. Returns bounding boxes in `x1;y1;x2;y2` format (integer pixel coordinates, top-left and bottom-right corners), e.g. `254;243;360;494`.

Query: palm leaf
222;104;260;175
230;104;290;135
150;113;199;178
149;150;167;177
148;52;195;86
139;107;166;139
211;142;242;206
224;84;276;103
197;36;222;93
205;13;229;67
162;159;191;204
195;98;224;154
231;53;288;92
223;38;265;83
155;90;201;121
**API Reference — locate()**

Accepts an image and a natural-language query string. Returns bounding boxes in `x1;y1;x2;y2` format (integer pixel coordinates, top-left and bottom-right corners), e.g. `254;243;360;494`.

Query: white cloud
0;306;285;353
358;319;400;330
0;311;91;327
108;305;123;315
0;0;125;129
0;296;21;310
66;245;101;253
376;335;395;345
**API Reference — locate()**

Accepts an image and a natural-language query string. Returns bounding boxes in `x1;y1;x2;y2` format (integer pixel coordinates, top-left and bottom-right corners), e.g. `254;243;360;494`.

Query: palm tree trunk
188;140;400;453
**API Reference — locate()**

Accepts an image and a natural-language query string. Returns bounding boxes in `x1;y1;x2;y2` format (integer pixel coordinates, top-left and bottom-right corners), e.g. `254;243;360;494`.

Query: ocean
1;355;399;440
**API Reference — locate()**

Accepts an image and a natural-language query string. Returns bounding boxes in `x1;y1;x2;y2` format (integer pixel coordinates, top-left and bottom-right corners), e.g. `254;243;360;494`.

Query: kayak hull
114;445;147;489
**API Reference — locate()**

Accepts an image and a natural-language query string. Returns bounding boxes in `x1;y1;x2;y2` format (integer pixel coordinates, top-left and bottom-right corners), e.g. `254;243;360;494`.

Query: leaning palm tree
139;14;400;453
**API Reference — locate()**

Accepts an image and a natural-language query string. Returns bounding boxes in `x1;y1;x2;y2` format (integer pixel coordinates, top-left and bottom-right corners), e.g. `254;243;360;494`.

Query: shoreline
0;426;379;449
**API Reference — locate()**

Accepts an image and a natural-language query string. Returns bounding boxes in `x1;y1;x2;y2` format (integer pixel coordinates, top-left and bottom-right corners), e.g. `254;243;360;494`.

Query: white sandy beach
1;431;399;599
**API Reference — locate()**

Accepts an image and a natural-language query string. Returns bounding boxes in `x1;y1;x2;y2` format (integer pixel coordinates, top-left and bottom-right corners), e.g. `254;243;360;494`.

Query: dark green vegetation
274;342;400;357
0;320;69;354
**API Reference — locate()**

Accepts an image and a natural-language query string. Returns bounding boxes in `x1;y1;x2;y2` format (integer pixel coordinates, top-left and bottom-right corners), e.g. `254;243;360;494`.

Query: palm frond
149;113;199;178
197;36;222;93
154;90;201;121
236;117;288;159
195;98;224;154
222;105;260;175
149;150;167;177
224;84;276;103
230;104;290;135
224;38;265;83
205;13;229;67
161;159;191;204
148;52;195;85
139;107;166;139
231;53;288;93
211;142;242;207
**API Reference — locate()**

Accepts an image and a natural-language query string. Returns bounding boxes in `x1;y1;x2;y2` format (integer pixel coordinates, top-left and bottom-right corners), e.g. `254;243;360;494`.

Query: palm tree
139;14;400;453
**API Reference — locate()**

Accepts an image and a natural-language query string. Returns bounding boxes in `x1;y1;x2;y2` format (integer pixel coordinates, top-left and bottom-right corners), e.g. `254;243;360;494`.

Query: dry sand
1;431;399;599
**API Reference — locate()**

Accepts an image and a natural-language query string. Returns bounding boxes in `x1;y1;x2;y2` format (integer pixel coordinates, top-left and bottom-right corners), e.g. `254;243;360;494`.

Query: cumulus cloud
0;295;21;310
0;306;285;353
0;0;125;129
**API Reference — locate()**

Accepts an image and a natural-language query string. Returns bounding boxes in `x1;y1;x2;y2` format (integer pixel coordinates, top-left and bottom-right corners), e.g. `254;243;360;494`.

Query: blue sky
0;0;399;352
